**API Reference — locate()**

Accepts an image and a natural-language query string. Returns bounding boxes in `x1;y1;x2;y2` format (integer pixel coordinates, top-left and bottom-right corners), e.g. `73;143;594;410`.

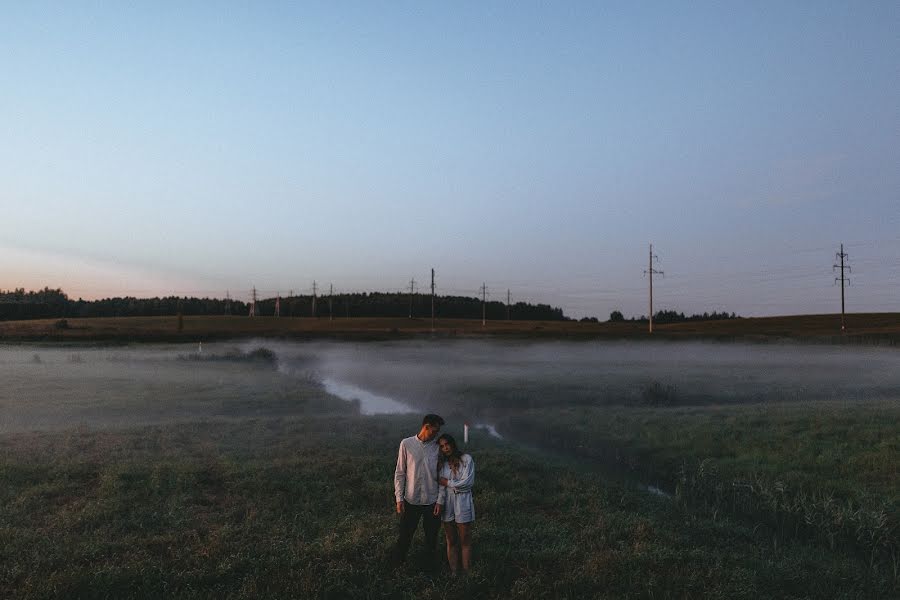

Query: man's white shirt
394;434;440;505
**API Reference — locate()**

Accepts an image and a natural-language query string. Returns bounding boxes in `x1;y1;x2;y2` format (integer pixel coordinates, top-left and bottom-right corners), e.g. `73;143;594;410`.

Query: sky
1;1;898;319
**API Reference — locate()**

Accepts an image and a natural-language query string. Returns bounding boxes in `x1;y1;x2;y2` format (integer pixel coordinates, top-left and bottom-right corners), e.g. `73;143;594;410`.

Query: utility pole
833;243;851;332
249;287;257;317
274;293;281;317
329;284;334;321
408;278;417;319
430;268;435;332
507;289;511;321
643;244;663;333
311;281;318;318
480;283;488;326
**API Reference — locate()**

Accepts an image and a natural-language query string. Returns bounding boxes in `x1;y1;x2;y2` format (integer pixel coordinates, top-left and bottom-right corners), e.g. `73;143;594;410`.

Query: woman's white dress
437;454;475;523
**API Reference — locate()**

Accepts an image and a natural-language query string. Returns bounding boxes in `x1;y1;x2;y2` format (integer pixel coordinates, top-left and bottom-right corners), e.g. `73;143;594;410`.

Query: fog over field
2;340;899;434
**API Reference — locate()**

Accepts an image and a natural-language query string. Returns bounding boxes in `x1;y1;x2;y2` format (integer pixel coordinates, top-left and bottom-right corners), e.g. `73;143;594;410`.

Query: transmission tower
274;293;281;317
329;284;334;321
480;283;489;326
643;244;663;333
249;287;257;317
408;277;417;319
311;281;318;318
507;289;511;321
225;291;232;316
833;243;851;332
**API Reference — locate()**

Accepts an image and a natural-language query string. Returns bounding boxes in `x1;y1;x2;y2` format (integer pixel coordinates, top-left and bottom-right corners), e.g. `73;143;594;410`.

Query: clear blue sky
1;2;898;318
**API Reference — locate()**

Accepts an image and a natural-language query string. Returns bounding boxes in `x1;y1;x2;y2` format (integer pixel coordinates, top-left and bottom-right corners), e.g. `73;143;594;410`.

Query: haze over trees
0;288;743;323
0;288;568;321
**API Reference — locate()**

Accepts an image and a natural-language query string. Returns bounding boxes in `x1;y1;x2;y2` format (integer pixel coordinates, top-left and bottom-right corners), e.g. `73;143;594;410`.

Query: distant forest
600;309;740;324
0;287;566;321
0;287;741;323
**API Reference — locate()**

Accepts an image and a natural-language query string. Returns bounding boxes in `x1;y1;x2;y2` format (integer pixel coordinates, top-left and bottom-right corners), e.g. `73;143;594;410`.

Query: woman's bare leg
456;522;472;572
443;521;460;573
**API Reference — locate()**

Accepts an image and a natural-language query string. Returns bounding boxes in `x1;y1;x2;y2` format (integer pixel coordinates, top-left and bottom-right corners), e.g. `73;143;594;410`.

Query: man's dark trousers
396;500;440;563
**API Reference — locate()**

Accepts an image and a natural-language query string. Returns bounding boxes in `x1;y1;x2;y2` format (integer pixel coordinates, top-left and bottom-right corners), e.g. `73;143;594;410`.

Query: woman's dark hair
437;433;463;470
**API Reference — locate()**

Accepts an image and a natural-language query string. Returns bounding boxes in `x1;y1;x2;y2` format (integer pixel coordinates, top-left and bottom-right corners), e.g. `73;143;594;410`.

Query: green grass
1;412;896;599
500;400;900;578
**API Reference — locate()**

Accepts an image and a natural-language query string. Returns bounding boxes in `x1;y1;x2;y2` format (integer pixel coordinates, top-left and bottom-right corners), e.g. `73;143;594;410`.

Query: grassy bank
499;401;900;581
2;313;900;343
1;411;895;599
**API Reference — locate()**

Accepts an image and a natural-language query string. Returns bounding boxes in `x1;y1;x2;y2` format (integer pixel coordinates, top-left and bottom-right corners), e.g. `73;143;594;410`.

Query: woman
433;433;475;574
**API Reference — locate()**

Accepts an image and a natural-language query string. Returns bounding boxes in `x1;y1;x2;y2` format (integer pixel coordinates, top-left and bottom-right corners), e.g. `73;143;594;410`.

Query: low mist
2;339;899;434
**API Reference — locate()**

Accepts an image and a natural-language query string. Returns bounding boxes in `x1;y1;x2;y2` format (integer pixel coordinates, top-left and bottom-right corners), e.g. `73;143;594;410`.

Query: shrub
640;381;678;406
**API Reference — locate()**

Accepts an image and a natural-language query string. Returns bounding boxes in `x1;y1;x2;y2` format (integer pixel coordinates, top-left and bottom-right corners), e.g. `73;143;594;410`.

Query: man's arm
433;464;447;516
393;442;407;514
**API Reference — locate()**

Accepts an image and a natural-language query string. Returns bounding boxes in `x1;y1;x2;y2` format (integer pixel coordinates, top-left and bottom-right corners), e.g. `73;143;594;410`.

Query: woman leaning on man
433;433;475;574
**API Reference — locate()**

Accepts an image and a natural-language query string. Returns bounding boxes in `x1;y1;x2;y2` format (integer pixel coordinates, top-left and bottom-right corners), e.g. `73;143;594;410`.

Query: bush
640;381;678;406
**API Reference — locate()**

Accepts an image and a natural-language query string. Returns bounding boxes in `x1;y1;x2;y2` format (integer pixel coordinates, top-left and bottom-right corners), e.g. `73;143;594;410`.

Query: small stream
321;376;504;440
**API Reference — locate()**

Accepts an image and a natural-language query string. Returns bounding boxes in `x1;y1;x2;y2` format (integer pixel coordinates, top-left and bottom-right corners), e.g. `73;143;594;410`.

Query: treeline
261;292;564;320
0;288;249;320
605;309;740;323
0;288;567;321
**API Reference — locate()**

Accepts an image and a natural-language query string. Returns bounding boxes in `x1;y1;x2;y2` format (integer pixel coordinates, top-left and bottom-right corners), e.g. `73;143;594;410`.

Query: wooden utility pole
643;244;663;333
833;243;851;332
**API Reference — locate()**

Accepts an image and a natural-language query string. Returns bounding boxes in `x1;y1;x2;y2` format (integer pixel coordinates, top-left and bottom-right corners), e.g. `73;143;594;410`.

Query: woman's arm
449;455;475;493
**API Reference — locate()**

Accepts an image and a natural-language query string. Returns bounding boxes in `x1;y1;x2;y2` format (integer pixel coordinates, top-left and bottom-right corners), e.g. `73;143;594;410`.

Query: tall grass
2;414;895;598
498;399;899;586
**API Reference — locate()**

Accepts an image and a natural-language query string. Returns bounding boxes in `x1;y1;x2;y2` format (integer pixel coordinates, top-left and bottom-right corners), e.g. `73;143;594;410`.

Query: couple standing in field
393;414;476;575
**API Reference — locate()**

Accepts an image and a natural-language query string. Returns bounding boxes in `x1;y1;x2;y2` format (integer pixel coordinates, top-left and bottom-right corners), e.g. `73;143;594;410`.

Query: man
393;413;444;566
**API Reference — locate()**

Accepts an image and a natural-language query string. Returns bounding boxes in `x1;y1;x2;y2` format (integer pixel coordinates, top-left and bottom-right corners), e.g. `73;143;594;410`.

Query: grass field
500;401;899;574
2;313;900;343
2;411;896;599
1;337;897;598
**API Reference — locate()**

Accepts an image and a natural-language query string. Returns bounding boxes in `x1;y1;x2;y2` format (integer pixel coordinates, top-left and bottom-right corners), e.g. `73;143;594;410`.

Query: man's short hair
422;414;445;427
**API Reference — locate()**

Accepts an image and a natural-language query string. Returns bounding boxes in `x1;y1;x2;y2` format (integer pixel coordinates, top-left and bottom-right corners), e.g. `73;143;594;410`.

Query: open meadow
2;313;900;343
0;339;897;598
